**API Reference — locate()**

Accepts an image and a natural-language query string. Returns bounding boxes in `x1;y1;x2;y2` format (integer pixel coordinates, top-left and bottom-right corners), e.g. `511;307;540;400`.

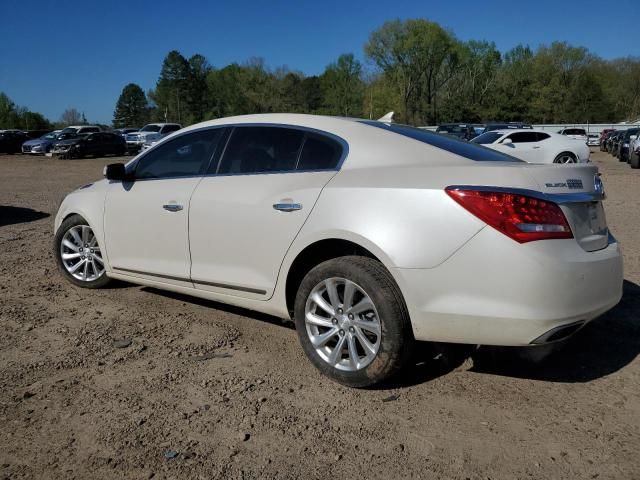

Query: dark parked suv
51;132;126;159
616;128;640;162
435;123;478;140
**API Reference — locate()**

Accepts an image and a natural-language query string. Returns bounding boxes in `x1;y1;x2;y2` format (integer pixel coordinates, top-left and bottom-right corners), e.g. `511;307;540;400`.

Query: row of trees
0;92;100;130
0;93;52;130
114;19;640;128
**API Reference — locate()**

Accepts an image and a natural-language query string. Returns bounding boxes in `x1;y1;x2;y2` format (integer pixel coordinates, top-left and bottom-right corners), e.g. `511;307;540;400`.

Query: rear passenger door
188;126;344;299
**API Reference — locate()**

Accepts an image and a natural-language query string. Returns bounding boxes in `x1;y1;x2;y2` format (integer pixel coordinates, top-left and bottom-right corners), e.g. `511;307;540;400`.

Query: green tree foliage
365;19;459;124
319;53;364;116
149;50;190;123
0;92;52;130
113;83;149;128
117;25;640;128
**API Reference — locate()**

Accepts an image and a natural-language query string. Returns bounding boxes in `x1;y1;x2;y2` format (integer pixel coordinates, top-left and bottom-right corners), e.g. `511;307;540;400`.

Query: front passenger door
104;128;224;284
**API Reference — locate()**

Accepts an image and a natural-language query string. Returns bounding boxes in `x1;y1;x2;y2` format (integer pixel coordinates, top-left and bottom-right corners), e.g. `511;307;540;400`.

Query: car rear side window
135;129;223;179
536;132;550;141
506;132;538;143
297;133;342;170
362;121;521;162
217;127;305;174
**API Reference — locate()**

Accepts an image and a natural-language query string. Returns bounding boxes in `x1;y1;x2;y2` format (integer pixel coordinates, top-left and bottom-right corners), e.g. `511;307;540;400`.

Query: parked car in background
0;130;30;154
599;129;615;151
51;132;126;159
125;123;182;153
53;113;622;387
615;128;640;162
61;125;102;135
472;129;590;163
608;130;624;155
482;122;532;133
114;128;139;137
21;130;62;154
587;134;600;147
435;123;478;140
558;128;588;143
629;133;640;169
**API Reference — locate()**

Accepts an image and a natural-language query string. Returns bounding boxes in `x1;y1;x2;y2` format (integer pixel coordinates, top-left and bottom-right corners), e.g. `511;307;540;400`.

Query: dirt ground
0;150;639;480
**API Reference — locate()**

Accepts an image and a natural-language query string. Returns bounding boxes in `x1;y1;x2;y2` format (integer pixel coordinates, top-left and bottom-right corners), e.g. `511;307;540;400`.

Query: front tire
54;215;110;288
294;256;414;388
630;151;640;169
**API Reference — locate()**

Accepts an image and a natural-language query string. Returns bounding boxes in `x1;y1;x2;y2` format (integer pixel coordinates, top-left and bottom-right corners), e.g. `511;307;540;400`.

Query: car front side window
134;129;223;180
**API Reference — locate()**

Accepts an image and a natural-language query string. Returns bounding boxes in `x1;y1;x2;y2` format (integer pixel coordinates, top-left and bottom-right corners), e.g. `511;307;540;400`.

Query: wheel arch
283;236;402;318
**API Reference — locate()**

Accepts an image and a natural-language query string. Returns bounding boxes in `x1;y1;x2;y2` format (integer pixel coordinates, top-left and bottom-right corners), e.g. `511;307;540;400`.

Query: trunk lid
522;164;608;252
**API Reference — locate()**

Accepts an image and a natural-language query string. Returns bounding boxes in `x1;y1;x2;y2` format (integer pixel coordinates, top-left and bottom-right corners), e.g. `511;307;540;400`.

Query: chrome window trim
446;185;606;204
125;123;349;182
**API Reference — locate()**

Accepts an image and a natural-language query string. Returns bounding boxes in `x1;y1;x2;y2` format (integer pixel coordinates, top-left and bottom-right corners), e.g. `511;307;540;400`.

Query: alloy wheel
304;277;381;372
59;225;105;282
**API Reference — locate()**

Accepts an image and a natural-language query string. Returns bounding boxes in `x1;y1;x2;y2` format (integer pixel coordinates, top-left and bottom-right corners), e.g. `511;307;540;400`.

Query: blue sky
1;0;637;124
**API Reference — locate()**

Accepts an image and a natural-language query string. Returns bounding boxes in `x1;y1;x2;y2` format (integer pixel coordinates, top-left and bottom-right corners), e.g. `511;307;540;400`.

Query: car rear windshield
360;121;521;162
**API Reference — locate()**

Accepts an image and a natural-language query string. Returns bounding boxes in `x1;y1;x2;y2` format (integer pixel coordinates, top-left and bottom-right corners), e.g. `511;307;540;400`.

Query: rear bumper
395;227;623;346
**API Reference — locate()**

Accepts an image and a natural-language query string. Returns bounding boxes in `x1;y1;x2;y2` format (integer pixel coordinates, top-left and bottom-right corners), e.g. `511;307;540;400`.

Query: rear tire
294;256;414;388
553;152;577;164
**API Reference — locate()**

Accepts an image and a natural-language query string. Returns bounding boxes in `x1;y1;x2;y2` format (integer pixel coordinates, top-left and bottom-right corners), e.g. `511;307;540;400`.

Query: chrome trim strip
123;123;349;182
446;185;606;204
112;266;267;295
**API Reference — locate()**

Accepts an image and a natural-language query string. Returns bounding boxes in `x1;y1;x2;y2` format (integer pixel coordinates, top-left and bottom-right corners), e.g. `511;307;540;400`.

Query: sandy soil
0;150;639;480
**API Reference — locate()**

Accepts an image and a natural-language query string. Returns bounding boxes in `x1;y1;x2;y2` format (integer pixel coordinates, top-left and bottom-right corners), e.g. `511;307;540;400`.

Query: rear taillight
445;188;573;243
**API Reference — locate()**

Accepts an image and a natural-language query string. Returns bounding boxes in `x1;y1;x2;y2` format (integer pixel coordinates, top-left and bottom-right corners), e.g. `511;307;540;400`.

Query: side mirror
502;138;513;145
104;163;129;181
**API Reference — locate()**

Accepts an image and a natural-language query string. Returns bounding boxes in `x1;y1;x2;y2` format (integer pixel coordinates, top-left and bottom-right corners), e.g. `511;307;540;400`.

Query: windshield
471;132;503;144
436;125;466;134
564;129;586;135
57;133;77;140
41;133;57;140
140;125;162;132
360;121;521;162
61;127;78;134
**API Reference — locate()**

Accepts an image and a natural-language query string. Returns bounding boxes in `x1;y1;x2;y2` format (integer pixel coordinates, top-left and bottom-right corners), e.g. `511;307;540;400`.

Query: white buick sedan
54;114;623;387
472;129;591;164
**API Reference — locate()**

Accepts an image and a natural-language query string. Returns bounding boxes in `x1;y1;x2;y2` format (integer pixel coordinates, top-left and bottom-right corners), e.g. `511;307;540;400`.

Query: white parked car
587;133;600;147
629;132;640;169
126;123;182;153
53;114;622;387
60;125;101;135
558;128;588;143
472;129;591;164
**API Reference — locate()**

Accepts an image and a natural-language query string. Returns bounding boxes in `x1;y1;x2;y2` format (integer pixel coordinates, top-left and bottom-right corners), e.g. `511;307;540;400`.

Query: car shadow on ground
0;205;50;227
391;279;640;388
141;287;296;331
141;280;640;389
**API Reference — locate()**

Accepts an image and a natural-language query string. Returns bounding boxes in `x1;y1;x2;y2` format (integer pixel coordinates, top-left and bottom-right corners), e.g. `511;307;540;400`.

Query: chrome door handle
163;204;183;212
273;203;302;212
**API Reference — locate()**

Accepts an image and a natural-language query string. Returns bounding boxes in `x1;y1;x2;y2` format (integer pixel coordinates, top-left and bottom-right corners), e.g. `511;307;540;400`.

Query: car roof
489;129;550;135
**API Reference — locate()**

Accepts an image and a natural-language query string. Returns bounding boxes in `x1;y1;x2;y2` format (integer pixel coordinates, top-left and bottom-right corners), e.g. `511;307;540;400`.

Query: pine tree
113;83;149;128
